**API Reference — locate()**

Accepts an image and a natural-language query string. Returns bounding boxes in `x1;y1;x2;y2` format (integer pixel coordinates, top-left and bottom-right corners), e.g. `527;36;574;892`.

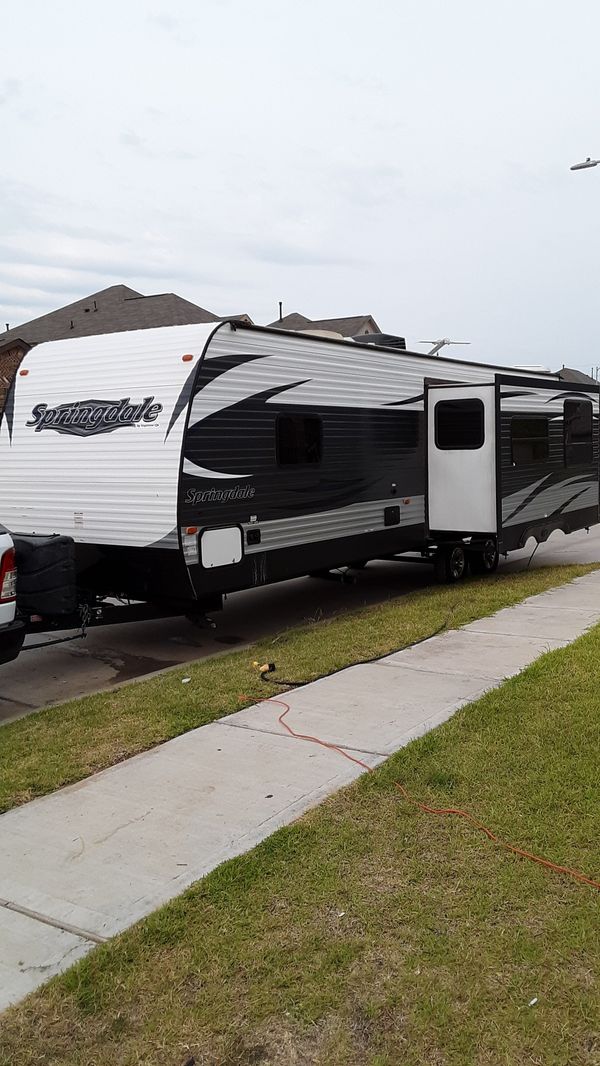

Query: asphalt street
1;526;599;724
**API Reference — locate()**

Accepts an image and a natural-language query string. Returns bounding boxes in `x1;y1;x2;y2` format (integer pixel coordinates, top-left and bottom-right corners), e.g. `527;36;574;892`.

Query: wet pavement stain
168;635;204;649
65;645;180;684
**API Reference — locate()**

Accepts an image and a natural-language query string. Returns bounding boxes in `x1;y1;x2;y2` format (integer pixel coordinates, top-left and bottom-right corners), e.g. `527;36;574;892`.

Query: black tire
434;545;467;584
469;539;499;575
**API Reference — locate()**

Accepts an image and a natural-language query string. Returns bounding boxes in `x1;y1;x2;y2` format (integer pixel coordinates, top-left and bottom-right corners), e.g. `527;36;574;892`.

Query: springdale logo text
26;397;164;437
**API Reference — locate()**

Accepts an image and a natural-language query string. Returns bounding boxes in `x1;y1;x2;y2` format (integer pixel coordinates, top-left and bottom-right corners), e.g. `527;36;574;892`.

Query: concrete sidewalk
1;571;600;1010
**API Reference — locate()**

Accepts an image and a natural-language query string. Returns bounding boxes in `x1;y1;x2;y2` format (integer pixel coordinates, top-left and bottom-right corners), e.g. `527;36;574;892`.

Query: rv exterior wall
1;321;590;611
0;323;218;547
178;328;563;601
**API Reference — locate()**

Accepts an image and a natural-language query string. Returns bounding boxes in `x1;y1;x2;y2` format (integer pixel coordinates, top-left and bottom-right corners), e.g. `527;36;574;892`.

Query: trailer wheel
434;545;467;584
469;539;499;575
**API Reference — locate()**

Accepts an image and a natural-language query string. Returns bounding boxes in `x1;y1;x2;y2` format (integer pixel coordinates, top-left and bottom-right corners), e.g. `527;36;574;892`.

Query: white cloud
0;78;20;106
1;0;600;368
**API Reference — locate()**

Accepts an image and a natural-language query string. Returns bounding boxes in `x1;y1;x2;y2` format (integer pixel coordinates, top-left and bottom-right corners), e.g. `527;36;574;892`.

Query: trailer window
434;399;484;450
510;418;549;465
564;399;593;465
277;415;322;465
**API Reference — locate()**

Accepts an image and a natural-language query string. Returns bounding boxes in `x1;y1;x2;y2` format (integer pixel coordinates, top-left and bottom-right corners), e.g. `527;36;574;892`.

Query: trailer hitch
20;602;90;651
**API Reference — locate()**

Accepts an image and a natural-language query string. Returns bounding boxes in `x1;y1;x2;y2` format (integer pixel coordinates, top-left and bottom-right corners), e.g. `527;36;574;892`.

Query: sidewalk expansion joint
215;719;389;757
374;660;504;681
465;625;594;639
0;897;108;945
521;603;600;612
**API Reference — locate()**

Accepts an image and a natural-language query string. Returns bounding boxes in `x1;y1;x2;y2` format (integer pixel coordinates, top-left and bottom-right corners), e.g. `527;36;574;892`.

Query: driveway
1;526;599;725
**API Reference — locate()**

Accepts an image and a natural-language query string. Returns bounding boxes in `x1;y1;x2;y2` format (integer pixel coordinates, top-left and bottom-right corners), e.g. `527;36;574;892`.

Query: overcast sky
2;0;600;367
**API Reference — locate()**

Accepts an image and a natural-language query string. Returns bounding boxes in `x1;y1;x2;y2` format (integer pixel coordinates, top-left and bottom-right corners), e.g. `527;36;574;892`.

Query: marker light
181;527;199;565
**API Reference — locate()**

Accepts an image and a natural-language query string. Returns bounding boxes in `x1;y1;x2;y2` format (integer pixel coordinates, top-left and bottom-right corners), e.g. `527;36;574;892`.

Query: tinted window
277;415;322;465
370;411;419;453
564;399;593;465
435;399;484;450
511;418;549;465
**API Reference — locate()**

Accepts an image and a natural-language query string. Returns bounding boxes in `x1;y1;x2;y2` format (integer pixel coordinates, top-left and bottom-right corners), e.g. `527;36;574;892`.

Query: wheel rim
482;540;497;570
449;547;466;579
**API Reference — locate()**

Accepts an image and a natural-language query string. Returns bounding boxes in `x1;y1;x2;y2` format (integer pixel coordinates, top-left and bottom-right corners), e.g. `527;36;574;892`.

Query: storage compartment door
427;385;497;535
201;527;243;568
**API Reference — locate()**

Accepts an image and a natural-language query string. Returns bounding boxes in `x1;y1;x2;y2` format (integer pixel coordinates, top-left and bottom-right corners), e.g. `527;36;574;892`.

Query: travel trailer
0;321;598;629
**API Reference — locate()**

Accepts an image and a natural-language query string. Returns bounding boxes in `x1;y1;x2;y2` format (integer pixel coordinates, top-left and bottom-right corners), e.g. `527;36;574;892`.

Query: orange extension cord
259;695;600;893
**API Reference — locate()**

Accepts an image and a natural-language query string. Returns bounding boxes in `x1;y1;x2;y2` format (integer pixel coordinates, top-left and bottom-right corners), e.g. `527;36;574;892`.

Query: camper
0;321;598;627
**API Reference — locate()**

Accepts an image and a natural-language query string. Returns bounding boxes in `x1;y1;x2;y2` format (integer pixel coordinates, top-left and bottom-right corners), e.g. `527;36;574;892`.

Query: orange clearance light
185;526;198;535
403;497;411;505
19;369;29;376
182;354;194;362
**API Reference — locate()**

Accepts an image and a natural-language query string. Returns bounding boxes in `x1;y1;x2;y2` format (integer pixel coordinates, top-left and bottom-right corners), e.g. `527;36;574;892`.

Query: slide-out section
427;383;497;536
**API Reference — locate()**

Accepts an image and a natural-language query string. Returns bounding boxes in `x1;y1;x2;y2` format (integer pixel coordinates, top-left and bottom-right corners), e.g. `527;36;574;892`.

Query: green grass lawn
1;575;600;1065
0;564;595;815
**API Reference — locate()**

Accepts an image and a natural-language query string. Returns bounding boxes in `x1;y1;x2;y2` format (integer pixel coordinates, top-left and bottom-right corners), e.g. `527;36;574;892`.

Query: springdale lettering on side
185;485;256;505
26;397;163;437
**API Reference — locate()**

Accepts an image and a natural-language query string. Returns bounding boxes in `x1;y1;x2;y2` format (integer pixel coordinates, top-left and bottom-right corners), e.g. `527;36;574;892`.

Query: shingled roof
268;312;381;336
557;367;597;385
1;285;251;348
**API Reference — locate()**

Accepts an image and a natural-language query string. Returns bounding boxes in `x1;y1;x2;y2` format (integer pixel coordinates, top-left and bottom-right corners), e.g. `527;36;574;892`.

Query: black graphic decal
544;391;595;404
504;473;590;524
550;487;590;517
503;475;551;524
2;381;16;444
27;397;163;437
193;351;274;395
164;364;198;442
384;393;423;407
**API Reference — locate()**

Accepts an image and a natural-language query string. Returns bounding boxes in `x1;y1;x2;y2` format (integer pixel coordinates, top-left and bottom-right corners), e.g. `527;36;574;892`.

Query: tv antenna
419;338;471;357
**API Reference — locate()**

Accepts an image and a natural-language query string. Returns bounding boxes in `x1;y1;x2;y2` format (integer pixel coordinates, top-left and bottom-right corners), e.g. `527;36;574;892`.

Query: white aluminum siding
194;329;557;422
0;323;219;547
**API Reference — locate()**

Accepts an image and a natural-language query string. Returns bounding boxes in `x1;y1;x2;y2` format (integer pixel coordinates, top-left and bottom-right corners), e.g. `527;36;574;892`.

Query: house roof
268;312;381;336
310;314;380;335
557;367;597;385
267;313;312;332
0;285;251;348
0;337;29;356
